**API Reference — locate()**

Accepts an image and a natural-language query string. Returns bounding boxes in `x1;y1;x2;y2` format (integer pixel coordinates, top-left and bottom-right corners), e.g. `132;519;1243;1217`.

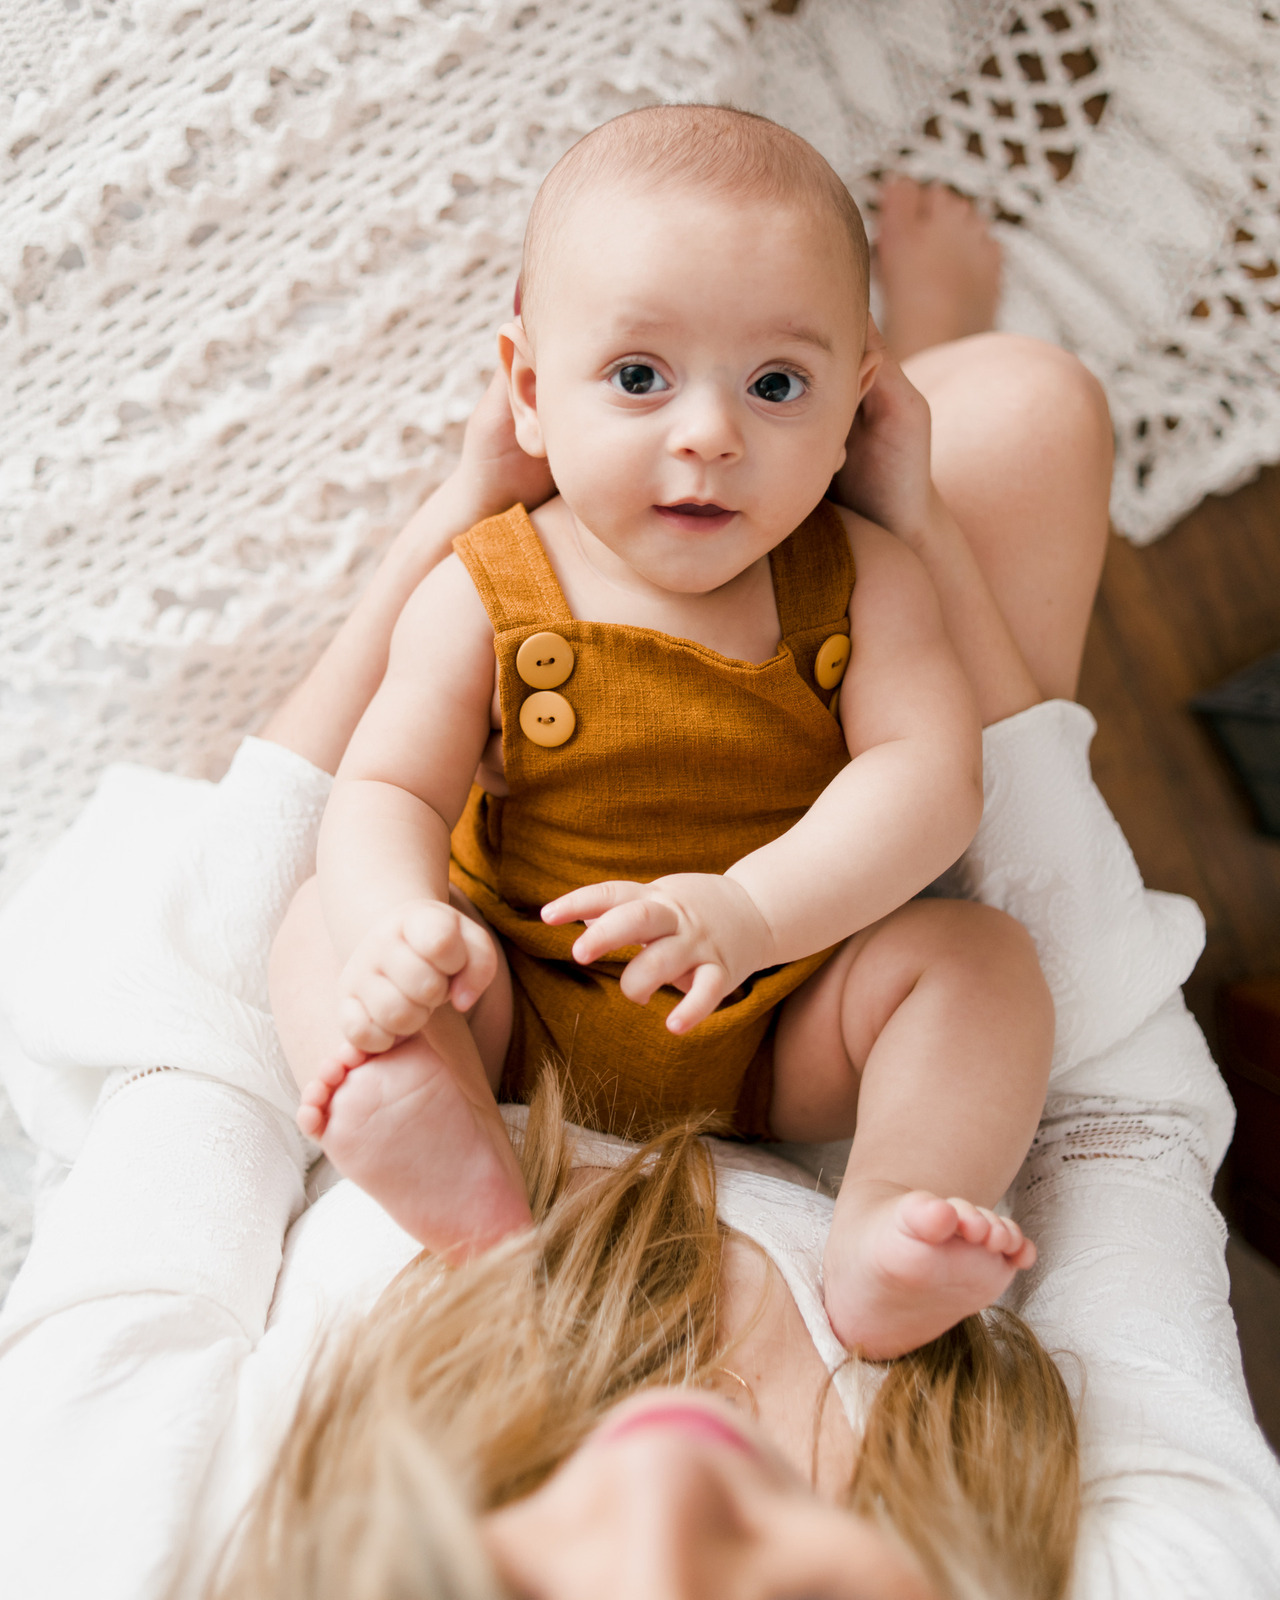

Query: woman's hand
832;319;934;543
259;361;552;775
542;874;775;1035
453;364;556;525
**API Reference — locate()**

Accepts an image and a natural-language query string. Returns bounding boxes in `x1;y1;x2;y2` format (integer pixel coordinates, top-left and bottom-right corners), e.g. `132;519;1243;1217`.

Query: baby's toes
297;1080;333;1137
898;1190;960;1245
975;1208;1016;1254
315;1054;351;1088
946;1197;994;1246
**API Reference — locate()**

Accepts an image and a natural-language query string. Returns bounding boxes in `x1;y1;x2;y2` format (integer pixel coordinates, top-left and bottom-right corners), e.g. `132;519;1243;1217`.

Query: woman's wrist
885;482;953;556
899;488;1042;728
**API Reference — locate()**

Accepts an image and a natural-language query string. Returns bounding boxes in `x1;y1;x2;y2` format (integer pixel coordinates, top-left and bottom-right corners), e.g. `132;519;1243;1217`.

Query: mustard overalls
449;501;854;1139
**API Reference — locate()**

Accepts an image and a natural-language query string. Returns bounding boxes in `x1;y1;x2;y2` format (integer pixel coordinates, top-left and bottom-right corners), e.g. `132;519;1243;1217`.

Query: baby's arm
316;554;497;1051
546;511;982;1031
730;509;982;950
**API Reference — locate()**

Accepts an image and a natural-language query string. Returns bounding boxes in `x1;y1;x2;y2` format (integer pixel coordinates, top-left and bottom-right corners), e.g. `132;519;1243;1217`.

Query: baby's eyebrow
770;323;835;355
604;316;836;356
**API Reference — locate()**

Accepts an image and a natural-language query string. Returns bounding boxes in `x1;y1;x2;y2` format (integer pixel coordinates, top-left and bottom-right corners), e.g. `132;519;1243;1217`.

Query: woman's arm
832;322;1041;728
0;1073;303;1600
958;700;1280;1592
260;369;554;774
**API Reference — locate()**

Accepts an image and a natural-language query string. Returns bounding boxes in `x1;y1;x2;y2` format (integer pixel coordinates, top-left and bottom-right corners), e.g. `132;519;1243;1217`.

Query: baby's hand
337;900;497;1054
542;874;774;1034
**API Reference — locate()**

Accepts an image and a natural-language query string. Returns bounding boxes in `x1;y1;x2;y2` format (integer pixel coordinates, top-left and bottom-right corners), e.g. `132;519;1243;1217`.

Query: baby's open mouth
655;501;736;529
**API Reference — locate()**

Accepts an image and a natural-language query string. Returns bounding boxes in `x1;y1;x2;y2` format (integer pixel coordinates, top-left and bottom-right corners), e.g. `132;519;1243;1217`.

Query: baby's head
504;105;881;595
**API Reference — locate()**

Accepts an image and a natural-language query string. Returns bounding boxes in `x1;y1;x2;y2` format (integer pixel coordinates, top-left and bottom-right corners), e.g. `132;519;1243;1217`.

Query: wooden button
519;690;576;748
814;633;851;690
516;630;574;689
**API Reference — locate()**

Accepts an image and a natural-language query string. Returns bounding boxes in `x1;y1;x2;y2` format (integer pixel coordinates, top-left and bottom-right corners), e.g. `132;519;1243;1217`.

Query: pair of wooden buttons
517;630;576;748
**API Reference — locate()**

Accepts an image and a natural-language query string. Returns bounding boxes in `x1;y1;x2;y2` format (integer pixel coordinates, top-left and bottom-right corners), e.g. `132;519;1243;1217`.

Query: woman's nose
603;1449;754;1600
666;384;745;463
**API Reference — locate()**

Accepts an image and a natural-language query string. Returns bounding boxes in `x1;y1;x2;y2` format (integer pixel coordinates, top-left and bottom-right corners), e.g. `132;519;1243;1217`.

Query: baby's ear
499;319;547;459
855;335;884;408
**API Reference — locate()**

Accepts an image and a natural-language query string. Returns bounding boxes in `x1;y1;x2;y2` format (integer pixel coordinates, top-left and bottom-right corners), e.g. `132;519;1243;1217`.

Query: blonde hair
520;104;870;330
212;1076;1078;1600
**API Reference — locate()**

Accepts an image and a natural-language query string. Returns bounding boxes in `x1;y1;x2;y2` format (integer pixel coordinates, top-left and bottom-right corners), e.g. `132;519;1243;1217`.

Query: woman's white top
1;702;1279;1598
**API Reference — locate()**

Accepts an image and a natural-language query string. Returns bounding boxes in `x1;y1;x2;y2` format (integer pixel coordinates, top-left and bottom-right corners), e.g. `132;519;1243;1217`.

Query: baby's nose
667;386;744;462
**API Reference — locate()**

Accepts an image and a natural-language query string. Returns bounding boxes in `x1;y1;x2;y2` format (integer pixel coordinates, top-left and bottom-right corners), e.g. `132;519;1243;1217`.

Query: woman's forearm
897;487;1041;728
258;473;489;774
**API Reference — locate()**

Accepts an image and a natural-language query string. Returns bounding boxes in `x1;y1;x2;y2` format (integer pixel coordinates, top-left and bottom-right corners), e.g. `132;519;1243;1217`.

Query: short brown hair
520;103;870;329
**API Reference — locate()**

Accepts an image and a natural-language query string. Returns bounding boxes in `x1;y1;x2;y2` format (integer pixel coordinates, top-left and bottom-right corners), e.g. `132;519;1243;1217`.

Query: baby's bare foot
823;1180;1035;1360
875;176;1001;360
297;1040;531;1261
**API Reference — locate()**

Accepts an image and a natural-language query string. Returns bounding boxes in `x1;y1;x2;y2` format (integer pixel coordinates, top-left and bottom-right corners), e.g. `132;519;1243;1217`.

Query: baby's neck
530;498;783;664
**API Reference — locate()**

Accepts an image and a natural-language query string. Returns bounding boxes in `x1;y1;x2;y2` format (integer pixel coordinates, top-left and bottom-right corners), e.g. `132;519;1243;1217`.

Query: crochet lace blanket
2;0;1278;908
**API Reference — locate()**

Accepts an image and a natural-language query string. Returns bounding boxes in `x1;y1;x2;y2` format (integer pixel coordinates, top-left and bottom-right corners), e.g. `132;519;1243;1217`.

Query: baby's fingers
665;964;730;1035
448;915;499;1013
402;903;473;976
338;990;401;1054
569;898;679;966
542;880;648;928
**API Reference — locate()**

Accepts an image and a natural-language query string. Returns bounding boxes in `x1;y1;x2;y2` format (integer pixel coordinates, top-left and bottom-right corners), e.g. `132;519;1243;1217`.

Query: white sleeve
0;1070;304;1600
0;734;325;1599
0;735;332;1162
960;701;1280;1595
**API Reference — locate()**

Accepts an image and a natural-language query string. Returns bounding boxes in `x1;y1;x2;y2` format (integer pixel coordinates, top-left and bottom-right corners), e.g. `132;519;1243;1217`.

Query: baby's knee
939;901;1053;1054
911;899;1047;997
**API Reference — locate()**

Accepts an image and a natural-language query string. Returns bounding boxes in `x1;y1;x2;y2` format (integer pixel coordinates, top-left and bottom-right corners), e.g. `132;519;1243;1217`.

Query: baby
269;105;1053;1360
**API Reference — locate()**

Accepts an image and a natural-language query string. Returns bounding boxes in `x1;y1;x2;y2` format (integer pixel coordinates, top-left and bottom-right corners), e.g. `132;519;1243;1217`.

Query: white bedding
0;700;1278;1597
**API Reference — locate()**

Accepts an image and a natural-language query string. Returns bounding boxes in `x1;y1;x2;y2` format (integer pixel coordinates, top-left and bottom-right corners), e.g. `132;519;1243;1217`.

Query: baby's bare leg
270;878;530;1260
771;899;1053;1359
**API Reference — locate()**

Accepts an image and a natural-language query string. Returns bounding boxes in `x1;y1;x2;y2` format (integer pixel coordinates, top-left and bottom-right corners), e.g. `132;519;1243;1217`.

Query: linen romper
449;501;855;1139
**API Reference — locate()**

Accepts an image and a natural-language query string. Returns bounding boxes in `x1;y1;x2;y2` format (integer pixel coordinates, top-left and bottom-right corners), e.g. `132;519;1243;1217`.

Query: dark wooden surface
1078;464;1280;1051
1075;462;1280;1451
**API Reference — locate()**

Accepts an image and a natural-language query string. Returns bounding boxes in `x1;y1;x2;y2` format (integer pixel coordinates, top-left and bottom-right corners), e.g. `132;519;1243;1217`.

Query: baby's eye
751;370;806;403
611;364;669;395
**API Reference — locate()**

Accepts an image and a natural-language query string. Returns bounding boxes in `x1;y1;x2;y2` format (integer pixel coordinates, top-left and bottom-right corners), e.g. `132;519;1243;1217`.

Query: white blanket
0;700;1278;1598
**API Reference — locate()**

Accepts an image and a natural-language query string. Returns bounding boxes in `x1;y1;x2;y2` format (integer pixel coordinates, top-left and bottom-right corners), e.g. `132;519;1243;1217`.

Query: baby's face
507;186;876;595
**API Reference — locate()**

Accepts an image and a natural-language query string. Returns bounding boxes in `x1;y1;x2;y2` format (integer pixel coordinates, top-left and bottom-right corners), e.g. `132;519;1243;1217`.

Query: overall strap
768;500;856;639
452;504;574;634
